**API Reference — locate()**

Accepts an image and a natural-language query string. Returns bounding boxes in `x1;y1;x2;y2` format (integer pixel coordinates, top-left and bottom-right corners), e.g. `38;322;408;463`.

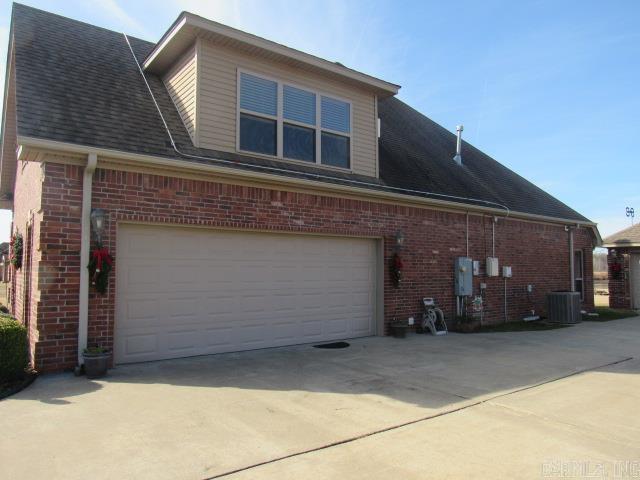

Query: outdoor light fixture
90;208;107;245
395;230;405;248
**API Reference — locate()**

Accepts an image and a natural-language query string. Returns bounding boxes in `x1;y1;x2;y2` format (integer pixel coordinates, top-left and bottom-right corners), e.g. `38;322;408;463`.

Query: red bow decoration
88;246;113;295
390;253;404;287
92;247;113;273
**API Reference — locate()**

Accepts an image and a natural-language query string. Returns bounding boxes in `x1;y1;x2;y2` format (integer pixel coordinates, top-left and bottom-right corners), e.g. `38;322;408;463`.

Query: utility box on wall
473;260;480;276
454;257;473;296
486;257;499;277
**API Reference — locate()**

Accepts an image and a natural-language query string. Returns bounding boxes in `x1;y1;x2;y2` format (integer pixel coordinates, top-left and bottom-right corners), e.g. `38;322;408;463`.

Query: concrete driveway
2;318;640;479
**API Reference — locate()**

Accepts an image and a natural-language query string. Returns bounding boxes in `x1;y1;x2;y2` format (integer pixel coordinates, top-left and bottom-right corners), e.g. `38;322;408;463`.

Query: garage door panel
351;266;372;282
272;321;300;341
325;316;348;332
203;296;236;314
171;266;205;285
167;297;201;317
120;333;158;357
236;324;268;346
351;314;373;333
123;232;162;256
124;298;163;322
271;294;298;312
301;321;323;338
115;225;376;364
203;326;234;347
125;264;163;290
351;291;372;307
166;330;200;352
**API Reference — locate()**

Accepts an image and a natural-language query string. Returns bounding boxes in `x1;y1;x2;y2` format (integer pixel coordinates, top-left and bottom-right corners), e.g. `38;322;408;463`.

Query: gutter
602;242;640;249
77;153;97;367
16;135;601;241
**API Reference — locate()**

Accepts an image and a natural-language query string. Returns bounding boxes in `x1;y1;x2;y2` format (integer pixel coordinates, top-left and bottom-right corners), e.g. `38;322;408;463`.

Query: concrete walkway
1;318;639;479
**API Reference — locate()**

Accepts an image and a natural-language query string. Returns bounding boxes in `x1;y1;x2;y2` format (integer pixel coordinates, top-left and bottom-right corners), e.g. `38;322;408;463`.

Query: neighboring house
0;241;8;284
603;224;640;310
1;4;600;372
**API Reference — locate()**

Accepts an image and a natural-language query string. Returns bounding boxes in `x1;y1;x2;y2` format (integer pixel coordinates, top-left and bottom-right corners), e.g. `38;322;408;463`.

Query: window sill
237;148;353;174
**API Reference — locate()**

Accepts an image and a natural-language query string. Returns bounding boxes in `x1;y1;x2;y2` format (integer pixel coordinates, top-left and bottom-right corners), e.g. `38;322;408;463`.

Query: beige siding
197;39;378;177
163;45;198;144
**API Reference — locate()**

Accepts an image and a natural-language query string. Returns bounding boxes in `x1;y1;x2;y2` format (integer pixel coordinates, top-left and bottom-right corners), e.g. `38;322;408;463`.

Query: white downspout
465;212;469;257
568;227;575;292
78;153;97;366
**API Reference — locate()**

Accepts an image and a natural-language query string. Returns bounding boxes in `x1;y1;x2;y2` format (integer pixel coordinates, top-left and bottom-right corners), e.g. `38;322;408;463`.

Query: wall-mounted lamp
395;230;405;249
90;208;107;245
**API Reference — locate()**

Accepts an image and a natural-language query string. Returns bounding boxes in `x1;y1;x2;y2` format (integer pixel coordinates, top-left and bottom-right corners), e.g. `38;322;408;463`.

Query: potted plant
82;347;111;379
390;319;409;338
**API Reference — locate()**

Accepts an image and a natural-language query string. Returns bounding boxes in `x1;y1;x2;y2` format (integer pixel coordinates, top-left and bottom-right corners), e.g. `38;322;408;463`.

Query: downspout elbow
85;154;97;176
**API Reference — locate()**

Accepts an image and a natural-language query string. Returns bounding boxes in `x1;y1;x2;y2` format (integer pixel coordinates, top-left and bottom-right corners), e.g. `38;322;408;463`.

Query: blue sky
0;0;638;242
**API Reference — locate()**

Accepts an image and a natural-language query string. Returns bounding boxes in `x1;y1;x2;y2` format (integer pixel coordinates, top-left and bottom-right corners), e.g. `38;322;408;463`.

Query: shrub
0;315;28;382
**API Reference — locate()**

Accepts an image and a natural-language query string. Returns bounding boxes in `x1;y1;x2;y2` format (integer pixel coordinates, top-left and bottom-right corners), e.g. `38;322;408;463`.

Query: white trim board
15;135;602;245
143;12;400;96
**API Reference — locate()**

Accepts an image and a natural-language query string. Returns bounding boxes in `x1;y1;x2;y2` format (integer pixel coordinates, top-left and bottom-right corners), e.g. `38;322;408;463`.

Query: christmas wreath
88;246;113;295
390;253;403;287
9;232;23;270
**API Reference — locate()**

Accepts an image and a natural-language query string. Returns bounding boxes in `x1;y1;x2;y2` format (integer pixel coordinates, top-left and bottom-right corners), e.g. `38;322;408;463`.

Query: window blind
240;73;277;116
283;85;316;125
321;96;350;133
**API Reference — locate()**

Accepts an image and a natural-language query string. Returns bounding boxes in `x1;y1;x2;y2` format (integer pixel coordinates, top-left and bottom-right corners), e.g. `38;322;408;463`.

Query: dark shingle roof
603;223;640;246
9;3;591;223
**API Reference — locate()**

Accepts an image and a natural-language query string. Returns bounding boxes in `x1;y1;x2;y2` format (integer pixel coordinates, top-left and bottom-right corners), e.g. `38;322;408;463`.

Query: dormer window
239;74;277;155
238;71;351;169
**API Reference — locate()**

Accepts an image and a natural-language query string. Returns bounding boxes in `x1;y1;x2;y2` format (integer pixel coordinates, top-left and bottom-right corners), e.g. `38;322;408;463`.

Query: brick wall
36;164;84;371
607;247;637;309
27;163;596;372
10;160;44;366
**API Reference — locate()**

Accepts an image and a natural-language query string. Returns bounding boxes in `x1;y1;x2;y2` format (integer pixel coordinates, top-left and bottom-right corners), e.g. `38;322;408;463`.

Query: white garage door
115;224;377;364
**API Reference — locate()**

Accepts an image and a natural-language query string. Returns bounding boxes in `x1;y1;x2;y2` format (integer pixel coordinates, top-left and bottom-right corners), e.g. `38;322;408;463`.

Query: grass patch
583;307;638;322
465;321;570;333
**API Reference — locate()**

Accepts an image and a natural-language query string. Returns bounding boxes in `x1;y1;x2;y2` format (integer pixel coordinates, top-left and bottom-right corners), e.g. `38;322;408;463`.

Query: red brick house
1;5;600;372
604;224;640;310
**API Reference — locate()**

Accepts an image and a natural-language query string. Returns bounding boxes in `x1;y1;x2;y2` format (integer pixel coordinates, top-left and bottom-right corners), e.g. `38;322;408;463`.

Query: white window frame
236;68;353;171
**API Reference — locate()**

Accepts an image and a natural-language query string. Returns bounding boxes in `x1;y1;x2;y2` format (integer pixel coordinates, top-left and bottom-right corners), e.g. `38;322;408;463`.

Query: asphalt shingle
9;3;590;223
603;223;640;246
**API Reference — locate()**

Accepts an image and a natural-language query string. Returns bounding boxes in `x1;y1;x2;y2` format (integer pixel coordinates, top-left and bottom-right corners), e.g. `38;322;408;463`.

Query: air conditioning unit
547;291;582;324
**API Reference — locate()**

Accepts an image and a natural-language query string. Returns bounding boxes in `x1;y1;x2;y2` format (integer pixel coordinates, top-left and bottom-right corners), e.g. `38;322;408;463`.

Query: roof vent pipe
453;124;464;165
